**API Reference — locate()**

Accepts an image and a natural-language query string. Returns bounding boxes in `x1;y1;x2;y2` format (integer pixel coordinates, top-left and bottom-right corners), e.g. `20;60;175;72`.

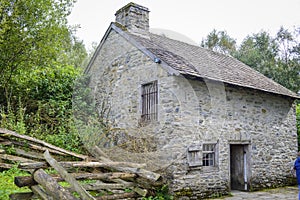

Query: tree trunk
15;172;136;187
10;139;67;156
91;145;161;182
20;160;145;170
9;192;34;200
95;192;138;200
15;176;38;187
0;128;88;160
0;154;35;163
30;185;54;200
44;150;95;200
15;148;44;160
33;169;78;200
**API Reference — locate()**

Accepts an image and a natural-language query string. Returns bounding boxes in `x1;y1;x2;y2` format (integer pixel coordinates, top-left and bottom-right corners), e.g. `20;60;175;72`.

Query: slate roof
128;30;299;99
87;22;298;99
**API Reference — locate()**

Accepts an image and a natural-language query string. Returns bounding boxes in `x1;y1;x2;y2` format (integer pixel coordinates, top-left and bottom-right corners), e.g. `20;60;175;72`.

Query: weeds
0;166;30;200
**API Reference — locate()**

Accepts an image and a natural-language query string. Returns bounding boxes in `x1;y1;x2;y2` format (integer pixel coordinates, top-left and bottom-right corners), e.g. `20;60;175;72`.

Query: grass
0;166;31;200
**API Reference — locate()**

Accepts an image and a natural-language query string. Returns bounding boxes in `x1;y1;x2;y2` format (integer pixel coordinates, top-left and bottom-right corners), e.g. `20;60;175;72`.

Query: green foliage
202;26;300;93
0;65;85;153
234;27;300;93
0;0;76;85
0;0;88;154
201;29;237;55
0;166;30;200
72;74;114;153
0;1;88;197
143;185;173;200
235;31;278;78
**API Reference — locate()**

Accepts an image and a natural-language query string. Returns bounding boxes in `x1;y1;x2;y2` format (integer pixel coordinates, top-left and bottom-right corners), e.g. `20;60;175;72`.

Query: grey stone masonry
115;2;150;36
86;3;299;199
87;28;298;199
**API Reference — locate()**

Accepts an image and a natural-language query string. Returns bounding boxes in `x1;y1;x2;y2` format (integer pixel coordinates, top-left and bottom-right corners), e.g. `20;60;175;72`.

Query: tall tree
274;27;300;92
201;27;300;93
0;0;75;87
0;0;89;141
201;29;237;55
234;31;278;79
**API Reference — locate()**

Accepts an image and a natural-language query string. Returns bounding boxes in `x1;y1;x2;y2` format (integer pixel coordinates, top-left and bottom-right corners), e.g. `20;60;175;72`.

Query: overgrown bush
0;65;85;153
0;166;30;200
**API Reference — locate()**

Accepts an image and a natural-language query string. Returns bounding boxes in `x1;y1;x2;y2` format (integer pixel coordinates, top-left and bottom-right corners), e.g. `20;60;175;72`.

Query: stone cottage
85;2;299;198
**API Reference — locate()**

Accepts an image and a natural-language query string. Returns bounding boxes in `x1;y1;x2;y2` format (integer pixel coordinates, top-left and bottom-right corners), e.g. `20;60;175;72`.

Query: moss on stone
113;22;128;32
175;187;193;197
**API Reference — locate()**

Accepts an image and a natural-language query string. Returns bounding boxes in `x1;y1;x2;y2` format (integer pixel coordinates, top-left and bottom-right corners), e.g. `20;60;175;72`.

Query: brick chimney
115;3;150;36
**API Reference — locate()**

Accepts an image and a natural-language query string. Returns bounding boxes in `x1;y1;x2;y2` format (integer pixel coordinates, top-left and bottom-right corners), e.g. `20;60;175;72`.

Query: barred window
141;81;158;123
203;144;216;166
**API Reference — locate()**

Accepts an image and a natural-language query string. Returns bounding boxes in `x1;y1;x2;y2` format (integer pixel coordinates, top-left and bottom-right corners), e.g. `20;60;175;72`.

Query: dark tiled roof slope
131;32;298;98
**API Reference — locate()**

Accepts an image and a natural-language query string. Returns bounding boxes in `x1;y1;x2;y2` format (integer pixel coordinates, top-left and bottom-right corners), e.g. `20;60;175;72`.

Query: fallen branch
10;139;67;156
95;192;138;200
0;154;36;163
0;163;14;169
0;128;88;160
30;186;52;200
33;169;78;200
15;148;44;160
44;150;95;200
9;192;34;200
82;182;132;191
91;146;161;183
15;172;136;187
19;160;146;170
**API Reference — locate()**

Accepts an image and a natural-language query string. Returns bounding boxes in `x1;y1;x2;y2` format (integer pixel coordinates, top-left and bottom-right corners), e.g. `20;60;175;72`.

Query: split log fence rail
0;128;163;200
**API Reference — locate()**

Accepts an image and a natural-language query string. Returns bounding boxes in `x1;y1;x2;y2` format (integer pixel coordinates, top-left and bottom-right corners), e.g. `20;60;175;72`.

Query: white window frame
202;143;216;167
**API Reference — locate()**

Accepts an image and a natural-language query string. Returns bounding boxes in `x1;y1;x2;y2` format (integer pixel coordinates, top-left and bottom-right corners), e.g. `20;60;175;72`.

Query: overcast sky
68;0;300;48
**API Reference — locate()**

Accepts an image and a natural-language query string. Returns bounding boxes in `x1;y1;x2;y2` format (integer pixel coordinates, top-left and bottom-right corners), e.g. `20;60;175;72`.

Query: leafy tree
0;0;88;152
202;27;300;92
0;0;76;100
234;31;278;79
274;27;300;92
201;29;237;55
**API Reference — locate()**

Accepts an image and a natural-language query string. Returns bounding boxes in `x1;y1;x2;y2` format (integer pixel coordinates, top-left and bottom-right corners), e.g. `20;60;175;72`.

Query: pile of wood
0;128;163;200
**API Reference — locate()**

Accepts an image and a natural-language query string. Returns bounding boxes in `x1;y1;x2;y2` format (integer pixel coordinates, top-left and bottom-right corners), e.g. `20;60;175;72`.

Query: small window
141;81;158;123
203;144;216;166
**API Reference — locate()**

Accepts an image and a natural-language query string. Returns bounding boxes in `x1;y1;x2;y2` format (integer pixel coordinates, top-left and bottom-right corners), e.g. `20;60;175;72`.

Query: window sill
188;165;219;172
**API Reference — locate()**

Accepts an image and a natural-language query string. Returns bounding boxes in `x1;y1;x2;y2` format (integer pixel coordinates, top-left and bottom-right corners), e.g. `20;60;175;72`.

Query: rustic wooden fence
0;128;163;200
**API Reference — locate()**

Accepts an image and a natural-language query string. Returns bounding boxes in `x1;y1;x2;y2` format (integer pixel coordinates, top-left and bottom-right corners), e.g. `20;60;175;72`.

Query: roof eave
182;73;300;100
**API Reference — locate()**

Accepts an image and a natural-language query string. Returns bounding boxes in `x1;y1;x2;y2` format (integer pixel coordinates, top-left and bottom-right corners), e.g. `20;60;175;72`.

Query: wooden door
230;145;247;190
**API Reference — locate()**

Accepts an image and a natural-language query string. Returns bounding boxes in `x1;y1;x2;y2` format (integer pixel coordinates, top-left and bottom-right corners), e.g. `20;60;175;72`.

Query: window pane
203;144;216;166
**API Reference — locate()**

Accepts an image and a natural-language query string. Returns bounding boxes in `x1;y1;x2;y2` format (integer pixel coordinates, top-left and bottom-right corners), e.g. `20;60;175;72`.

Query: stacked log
0;128;164;199
0;128;90;167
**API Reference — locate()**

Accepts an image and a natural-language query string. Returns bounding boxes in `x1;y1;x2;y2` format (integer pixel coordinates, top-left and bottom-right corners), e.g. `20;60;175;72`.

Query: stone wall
87;29;298;199
169;79;297;198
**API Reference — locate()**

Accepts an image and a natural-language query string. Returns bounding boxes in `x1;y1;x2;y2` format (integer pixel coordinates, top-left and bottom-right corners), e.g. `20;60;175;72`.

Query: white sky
68;0;300;49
